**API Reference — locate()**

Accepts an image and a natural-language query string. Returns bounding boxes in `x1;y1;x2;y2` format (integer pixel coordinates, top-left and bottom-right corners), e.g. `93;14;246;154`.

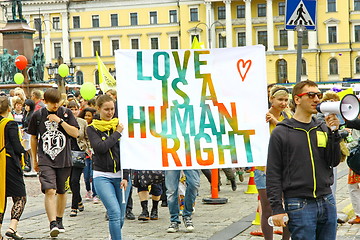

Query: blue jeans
94;176;131;240
284;194;337;240
83;158;97;196
165;170;200;223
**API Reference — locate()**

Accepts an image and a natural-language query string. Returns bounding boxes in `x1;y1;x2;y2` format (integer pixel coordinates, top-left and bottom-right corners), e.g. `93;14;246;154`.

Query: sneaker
93;196;100;204
57;219;65;233
150;209;158;220
24;171;37;177
126;210;136;220
348;215;360;224
167;222;179;233
183;216;194;232
84;191;92;201
138;210;150;221
78;202;84;212
161;200;168;207
49;221;59;238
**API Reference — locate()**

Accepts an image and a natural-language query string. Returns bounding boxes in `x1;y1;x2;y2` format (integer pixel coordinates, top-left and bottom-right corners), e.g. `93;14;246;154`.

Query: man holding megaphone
266;80;341;240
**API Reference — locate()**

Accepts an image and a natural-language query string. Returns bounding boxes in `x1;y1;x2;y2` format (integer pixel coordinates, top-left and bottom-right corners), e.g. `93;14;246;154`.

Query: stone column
44;13;51;63
244;0;252;46
266;0;274;51
308;30;317;49
224;0;232;48
205;1;214;49
61;12;70;63
287;30;295;50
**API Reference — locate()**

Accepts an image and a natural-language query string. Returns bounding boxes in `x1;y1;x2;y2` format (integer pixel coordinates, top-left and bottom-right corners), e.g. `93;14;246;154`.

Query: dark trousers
70;166;84;209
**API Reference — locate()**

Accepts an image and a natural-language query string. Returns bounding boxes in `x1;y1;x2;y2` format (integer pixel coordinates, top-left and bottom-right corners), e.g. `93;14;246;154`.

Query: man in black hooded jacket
266;80;341;240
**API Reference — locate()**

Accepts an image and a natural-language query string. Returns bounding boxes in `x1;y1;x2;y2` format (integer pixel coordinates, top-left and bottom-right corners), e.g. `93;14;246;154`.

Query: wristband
59;119;64;125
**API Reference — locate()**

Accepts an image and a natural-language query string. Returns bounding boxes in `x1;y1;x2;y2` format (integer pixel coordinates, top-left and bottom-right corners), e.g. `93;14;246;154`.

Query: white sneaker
93;196;100;204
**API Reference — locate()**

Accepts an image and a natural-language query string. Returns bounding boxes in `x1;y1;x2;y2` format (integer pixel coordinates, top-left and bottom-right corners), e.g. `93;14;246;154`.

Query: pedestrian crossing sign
285;0;316;30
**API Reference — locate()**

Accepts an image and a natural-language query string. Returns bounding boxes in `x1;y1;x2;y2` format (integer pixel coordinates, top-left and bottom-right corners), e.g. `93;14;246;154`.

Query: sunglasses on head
296;92;323;99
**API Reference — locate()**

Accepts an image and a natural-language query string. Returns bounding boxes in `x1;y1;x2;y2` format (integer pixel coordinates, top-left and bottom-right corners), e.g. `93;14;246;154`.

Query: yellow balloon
14;73;24;84
58;64;69;77
80;82;96;100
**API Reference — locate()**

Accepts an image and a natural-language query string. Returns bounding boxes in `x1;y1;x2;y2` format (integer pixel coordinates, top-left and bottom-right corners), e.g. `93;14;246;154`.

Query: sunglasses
296;92;323;99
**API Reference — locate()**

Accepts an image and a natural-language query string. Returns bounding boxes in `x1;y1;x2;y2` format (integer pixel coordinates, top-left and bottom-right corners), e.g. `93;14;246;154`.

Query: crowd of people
1;80;360;240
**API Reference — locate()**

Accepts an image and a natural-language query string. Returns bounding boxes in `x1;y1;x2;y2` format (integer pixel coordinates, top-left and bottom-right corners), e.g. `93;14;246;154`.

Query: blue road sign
285;0;316;30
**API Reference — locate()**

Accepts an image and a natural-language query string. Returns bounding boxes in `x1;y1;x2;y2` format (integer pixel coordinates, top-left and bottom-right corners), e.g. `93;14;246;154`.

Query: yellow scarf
90;118;119;132
0;117;11;213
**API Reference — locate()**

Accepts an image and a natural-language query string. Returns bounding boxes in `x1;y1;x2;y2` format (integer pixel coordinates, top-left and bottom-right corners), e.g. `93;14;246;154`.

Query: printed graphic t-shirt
27;107;79;168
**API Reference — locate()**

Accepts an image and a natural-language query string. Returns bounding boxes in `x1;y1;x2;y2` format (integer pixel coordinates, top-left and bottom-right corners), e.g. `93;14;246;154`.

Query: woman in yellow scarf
0;96;26;240
87;94;130;240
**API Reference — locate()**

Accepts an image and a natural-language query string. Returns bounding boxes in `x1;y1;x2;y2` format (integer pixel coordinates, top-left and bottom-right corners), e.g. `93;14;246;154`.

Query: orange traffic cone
245;167;258;194
252;195;261;225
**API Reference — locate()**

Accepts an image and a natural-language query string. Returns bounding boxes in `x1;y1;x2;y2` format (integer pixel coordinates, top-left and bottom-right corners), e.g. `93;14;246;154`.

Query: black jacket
87;126;129;181
266;117;341;215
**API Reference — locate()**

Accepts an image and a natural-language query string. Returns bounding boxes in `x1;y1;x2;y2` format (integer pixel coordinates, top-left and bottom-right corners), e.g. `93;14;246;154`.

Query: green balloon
80;82;96;100
14;73;24;84
58;64;69;77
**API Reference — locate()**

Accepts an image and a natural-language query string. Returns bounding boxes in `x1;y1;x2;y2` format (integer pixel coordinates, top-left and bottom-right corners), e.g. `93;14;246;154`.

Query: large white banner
116;46;270;170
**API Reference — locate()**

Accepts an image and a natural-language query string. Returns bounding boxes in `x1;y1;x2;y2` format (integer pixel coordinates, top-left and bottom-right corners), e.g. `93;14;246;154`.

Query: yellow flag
191;36;203;49
337;88;354;99
96;52;116;92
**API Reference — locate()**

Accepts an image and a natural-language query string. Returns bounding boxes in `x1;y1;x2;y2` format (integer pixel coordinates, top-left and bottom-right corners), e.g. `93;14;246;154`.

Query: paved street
2;162;360;240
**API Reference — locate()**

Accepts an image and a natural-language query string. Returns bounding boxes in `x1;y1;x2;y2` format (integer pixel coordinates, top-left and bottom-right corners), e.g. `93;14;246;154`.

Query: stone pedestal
0;20;35;64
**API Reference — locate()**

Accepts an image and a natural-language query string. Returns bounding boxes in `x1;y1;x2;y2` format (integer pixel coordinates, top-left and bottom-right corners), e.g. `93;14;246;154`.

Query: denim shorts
254;169;266;190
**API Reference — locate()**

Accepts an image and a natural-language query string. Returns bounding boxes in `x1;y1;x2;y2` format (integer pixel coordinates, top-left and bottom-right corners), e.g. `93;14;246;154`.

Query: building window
190;8;199;21
356;57;360;73
277;59;288;83
280;30;288;46
130;13;138;26
301;59;307;75
218;6;226;20
258;4;266;17
131;39;139;49
237;5;245;18
302;31;309;45
74;42;82;57
170;36;179;49
53;17;60;30
328;26;337;43
34;18;41;32
112;40;119;55
237;32;246;46
219;34;226;48
329;58;338;75
111;14;118;27
93;40;101;56
279;2;285;16
355;0;360;11
169;10;177;23
328;0;336;12
92;15;99;28
355;25;360;42
73;16;80;29
151;37;159;49
150;11;157;24
191;35;199;44
76;71;84;85
54;43;61;59
258;31;268;50
95;70;99;85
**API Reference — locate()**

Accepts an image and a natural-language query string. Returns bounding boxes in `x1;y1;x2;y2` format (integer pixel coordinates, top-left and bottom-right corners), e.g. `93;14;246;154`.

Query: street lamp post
46;52;76;94
195;21;226;49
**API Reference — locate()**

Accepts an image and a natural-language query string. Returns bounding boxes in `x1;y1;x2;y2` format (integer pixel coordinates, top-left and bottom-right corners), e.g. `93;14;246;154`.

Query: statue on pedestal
12;0;24;21
2;49;12;83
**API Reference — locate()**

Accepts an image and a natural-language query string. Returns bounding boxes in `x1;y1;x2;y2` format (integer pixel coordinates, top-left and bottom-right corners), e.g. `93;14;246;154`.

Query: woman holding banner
0;96;27;240
87;94;130;240
253;86;291;239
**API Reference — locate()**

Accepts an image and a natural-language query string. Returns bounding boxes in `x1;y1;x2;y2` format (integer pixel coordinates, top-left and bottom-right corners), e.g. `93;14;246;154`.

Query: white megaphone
316;94;360;122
